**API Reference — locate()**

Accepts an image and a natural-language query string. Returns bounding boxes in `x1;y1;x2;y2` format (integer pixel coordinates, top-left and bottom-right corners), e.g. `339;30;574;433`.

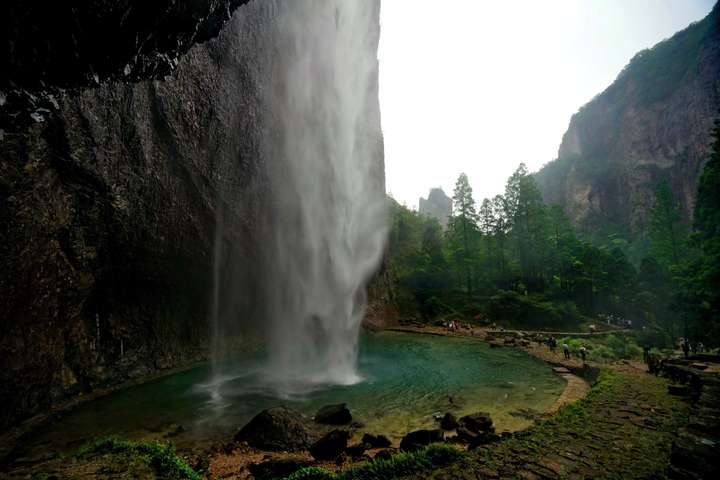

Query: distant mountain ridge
535;2;720;236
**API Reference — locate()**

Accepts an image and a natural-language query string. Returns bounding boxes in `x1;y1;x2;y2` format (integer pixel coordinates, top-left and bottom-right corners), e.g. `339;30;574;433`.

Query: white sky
379;0;715;209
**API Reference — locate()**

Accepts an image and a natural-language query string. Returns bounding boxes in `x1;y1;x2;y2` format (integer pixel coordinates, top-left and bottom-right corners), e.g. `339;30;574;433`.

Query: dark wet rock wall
0;0;385;429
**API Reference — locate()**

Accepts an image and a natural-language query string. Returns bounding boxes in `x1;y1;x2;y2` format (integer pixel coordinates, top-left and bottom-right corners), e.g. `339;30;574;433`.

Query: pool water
21;332;565;456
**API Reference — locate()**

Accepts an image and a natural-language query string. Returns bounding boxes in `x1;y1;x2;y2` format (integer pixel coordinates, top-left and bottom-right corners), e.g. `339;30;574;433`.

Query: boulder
456;427;476;443
456;427;499;448
399;429;444;451
362;433;392;448
440;413;459;430
346;442;371;458
310;429;350;461
374;448;399;460
234;406;313;452
248;458;313;480
314;403;352;425
459;412;494;433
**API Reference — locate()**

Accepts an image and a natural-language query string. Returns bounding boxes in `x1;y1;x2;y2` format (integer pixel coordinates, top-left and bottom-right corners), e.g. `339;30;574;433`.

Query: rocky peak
419;187;452;230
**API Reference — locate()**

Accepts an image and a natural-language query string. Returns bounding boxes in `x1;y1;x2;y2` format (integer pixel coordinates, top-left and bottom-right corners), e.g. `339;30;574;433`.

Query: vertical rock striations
0;1;385;429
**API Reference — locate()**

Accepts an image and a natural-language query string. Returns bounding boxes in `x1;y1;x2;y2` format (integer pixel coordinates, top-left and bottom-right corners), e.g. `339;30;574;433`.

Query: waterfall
207;0;386;397
260;0;386;393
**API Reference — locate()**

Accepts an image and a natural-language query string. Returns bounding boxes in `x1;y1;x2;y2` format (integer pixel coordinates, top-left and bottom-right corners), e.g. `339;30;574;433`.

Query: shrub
488;291;583;329
286;467;337;480
76;437;201;480
287;444;465;480
338;444;463;480
560;333;643;362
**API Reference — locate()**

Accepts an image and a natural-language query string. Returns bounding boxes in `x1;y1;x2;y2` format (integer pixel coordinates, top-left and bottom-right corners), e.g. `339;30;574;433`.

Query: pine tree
503;163;528;226
504;164;548;286
694;118;720;240
648;181;686;268
678;115;720;344
448;173;479;293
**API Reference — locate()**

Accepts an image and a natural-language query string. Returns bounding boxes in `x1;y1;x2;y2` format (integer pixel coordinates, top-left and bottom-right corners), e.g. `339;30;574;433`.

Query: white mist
260;0;386;393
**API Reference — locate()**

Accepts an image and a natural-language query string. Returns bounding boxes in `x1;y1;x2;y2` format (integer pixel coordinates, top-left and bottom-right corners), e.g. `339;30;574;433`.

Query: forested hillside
388;120;720;347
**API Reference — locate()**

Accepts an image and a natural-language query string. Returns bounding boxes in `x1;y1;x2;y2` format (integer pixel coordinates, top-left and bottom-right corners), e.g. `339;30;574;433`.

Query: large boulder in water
399;429;444;451
314;403;352;425
234;406;313;451
310;429;350;461
459;412;494;433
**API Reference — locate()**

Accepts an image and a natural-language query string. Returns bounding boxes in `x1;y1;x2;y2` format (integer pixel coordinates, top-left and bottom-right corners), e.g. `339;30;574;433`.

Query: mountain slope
536;3;720;236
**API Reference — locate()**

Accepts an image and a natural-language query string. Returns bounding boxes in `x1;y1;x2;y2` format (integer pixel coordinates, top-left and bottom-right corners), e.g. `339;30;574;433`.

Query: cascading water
208;0;386;397
261;0;386;393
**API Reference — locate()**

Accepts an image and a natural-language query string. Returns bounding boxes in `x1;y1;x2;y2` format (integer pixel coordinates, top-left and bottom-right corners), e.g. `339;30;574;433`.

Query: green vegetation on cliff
534;3;720;243
675;117;720;344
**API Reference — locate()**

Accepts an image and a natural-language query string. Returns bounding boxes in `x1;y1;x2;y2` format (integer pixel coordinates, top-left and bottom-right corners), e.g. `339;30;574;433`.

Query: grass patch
76;437;201;480
466;368;688;479
286;444;465;480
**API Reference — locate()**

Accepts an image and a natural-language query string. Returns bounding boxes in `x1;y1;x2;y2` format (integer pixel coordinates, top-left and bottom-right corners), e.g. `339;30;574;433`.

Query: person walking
643;344;651;364
580;345;587;364
562;343;570;360
682;339;690;358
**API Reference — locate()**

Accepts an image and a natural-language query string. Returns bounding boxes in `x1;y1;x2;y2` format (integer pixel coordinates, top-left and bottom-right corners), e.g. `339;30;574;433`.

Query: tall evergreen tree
449;173;479;293
648;181;686;268
503;163;528;226
694;118;720;241
678;116;720;344
490;194;509;284
507;165;547;286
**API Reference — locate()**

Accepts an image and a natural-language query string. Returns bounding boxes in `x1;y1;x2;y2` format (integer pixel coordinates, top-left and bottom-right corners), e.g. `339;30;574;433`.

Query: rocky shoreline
8;325;715;479
2;326;586;478
205;327;595;479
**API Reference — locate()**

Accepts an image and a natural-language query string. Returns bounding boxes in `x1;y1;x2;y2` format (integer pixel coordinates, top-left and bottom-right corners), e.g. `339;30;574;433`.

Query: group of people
679;338;705;358
445;319;462;332
542;335;587;363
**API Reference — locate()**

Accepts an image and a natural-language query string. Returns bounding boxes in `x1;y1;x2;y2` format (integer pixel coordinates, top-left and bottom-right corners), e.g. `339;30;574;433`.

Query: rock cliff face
0;0;384;429
536;4;720;235
1;1;250;91
419;188;452;231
